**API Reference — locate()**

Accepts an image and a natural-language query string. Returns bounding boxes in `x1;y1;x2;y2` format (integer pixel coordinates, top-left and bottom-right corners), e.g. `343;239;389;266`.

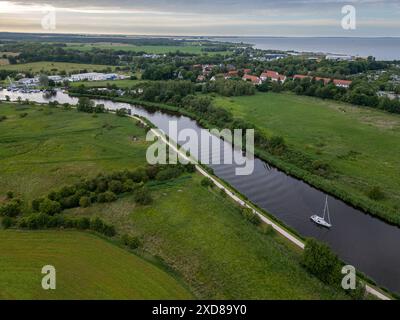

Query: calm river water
1;89;400;294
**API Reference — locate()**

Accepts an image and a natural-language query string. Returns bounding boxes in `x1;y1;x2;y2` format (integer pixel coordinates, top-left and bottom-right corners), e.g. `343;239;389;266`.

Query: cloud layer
0;0;399;36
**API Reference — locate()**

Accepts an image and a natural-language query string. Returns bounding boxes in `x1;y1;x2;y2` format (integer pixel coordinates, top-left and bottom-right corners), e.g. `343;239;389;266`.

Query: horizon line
1;31;400;39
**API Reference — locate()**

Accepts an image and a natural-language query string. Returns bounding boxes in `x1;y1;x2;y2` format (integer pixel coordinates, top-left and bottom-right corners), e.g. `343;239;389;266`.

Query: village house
260;70;287;83
242;74;262;85
333;79;353;88
196;75;206;82
243;68;252;75
210;73;226;81
48;75;63;83
202;64;216;75
224;70;239;79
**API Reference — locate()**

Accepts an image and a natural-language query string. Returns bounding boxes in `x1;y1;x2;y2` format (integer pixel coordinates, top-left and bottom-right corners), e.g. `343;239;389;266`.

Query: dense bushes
241;208;262;226
0;199;23;217
1;216;15;229
77;97;106;113
302;238;367;299
302;238;342;286
116;108;128;117
203;79;255;96
16;213;115;237
133;188;152;205
97;191;117;203
79;196;91;208
137;80;196;103
121;234;141;250
155;166;183;181
200;177;214;188
29;164;193;214
38;199;62;215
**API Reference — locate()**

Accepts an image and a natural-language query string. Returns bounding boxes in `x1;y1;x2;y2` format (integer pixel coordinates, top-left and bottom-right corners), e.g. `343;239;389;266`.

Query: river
1;89;400;295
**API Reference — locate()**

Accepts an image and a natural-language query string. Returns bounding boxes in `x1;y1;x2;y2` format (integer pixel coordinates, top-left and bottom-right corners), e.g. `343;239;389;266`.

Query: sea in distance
212;37;400;61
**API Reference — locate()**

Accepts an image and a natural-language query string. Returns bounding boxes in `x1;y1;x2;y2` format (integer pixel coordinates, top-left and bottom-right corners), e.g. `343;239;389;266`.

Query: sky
0;0;399;36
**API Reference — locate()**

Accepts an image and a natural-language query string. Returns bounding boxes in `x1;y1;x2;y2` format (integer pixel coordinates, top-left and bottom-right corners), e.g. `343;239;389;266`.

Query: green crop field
0;61;116;74
0;230;193;300
0;102;347;299
214;92;400;222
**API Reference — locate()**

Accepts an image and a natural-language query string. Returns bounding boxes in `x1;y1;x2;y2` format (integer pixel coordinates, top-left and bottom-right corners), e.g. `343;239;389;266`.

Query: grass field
214;92;400;221
65;43;230;55
70;79;144;88
0;230;193;300
0;62;116;74
0;102;348;299
0;103;149;200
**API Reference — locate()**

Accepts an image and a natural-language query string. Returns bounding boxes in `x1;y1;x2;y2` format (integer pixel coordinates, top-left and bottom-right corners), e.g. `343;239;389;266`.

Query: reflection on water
1;89;400;294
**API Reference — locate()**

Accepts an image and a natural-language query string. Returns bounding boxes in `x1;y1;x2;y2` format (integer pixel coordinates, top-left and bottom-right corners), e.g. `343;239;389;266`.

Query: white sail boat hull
310;215;332;228
310;196;332;228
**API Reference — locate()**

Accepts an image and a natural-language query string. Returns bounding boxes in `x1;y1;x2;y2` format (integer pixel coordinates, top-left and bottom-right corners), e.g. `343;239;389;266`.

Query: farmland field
0;230;193;300
0;61;117;74
214;92;400;222
0;102;347;300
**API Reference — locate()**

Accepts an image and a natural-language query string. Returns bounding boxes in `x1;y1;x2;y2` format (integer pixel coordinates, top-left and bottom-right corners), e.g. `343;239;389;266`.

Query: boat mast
323;196;331;224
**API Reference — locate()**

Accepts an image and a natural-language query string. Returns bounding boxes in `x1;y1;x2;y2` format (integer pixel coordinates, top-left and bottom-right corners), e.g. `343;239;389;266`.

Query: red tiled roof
333;79;352;86
261;70;286;81
293;74;309;80
242;74;261;84
293;74;352;87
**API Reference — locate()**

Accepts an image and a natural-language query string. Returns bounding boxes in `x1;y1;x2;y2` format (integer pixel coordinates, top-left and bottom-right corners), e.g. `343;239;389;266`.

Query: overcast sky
0;0;399;36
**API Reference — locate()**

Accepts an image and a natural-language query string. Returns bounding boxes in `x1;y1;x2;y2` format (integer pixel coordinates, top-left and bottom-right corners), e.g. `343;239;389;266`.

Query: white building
69;73;120;82
326;55;354;61
48;75;63;83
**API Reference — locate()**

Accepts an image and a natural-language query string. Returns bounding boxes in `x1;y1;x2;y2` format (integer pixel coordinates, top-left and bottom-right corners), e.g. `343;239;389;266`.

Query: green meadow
0;103;148;200
70;79;144;89
0;230;192;300
214;92;400;222
0;102;347;299
0;61;116;74
65;43;230;55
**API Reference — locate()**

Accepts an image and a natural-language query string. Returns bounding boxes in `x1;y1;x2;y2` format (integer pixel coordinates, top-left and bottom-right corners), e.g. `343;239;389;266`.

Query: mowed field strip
0;230;193;300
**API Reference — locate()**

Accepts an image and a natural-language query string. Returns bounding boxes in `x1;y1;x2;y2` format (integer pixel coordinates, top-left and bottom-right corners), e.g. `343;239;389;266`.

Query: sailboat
310;196;332;228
